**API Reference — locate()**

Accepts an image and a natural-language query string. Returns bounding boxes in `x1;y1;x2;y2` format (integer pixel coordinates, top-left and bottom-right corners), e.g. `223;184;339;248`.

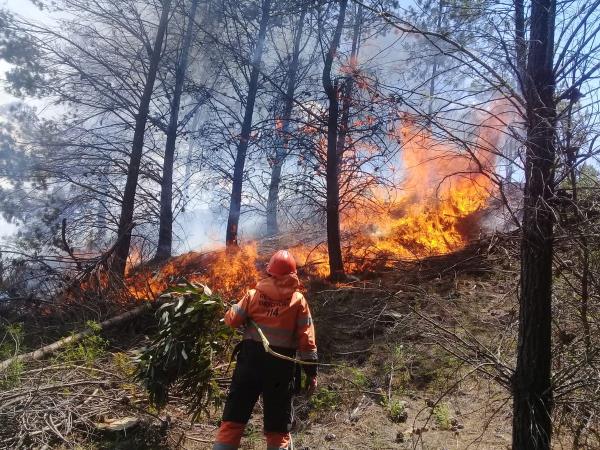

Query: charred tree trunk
503;0;527;183
512;1;556;449
225;0;272;246
322;0;348;280
111;0;172;277
336;5;362;162
154;0;200;263
514;0;526;87
265;6;307;236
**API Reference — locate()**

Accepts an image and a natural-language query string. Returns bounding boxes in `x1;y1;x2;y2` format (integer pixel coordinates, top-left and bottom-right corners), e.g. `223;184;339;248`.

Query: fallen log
0;301;154;372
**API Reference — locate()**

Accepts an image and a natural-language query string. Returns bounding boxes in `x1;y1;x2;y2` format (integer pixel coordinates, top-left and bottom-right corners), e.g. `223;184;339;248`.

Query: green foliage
0;8;46;97
0;322;23;358
432;402;452;430
0;360;23;389
388;399;408;423
112;352;136;378
0;322;24;389
136;282;232;421
56;321;107;365
310;387;341;411
348;367;368;388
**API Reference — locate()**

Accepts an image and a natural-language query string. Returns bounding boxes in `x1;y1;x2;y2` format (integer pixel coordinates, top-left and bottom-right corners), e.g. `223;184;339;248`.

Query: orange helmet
266;250;297;276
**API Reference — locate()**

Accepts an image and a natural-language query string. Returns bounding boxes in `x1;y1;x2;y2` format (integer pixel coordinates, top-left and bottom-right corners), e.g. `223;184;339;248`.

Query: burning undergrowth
290;117;504;276
124;114;507;290
126;244;259;301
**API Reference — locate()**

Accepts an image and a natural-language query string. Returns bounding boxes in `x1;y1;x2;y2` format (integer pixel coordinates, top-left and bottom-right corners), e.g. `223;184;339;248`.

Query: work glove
307;376;317;396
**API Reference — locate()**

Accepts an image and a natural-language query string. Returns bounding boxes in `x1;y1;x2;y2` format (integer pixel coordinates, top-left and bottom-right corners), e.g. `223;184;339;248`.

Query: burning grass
125;244;258;301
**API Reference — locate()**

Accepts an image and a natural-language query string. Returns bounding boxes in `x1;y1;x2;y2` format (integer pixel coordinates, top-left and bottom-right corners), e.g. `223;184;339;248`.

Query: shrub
0;323;24;389
388;400;408;423
57;320;107;365
0;322;24;359
136;282;232;420
0;360;23;389
310;387;341;411
348;366;368;388
432;402;452;430
112;352;136;377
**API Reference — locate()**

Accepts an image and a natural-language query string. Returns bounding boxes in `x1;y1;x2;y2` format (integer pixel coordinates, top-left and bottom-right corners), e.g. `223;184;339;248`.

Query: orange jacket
224;274;318;361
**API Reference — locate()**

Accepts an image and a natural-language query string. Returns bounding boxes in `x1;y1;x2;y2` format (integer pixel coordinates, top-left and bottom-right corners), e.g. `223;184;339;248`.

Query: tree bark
512;1;556;449
111;0;172;277
183;111;202;202
225;0;272;246
427;0;444;120
154;0;200;263
322;0;348;280
265;6;307;236
336;4;362;162
514;0;526;89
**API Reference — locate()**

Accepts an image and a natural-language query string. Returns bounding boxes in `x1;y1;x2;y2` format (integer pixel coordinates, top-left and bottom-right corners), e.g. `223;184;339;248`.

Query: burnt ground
5;232;580;449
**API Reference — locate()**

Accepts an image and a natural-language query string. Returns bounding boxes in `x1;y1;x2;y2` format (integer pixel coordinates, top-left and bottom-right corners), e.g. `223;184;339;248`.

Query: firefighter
213;250;318;450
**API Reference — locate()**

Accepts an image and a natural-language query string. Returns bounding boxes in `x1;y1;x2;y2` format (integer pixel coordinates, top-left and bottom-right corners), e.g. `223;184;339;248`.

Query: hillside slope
0;233;563;449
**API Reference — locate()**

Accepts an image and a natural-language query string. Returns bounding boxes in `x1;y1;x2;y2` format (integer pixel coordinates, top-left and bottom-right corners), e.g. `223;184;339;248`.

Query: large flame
365;120;497;259
125;243;258;300
292;114;503;276
121;111;505;295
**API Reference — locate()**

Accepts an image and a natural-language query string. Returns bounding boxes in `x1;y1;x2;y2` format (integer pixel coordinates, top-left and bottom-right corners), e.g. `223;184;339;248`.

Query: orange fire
291;114;503;276
122;110;506;293
364;120;497;259
126;243;258;301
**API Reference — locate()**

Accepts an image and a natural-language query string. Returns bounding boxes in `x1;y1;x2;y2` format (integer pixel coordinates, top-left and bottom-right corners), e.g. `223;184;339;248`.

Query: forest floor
1;233;553;449
176;235;520;450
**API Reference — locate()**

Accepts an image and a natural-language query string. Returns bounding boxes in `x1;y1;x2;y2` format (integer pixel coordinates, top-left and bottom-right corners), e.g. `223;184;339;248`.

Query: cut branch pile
0;360;163;448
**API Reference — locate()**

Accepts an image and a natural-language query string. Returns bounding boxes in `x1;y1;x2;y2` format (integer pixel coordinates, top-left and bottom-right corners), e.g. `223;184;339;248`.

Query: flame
366;121;496;259
119;109;506;294
293;114;503;277
205;243;258;299
125;243;258;301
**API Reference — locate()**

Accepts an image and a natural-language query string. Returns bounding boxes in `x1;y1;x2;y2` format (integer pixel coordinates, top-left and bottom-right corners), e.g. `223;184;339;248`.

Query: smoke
174;205;266;254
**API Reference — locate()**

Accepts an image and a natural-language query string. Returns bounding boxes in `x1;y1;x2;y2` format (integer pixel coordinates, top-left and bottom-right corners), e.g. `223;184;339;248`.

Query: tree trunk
322;0;348;280
336;4;362;162
514;0;526;88
427;0;444;120
225;0;272;246
111;0;172;277
154;0;200;263
183;111;202;202
512;1;556;449
265;6;307;236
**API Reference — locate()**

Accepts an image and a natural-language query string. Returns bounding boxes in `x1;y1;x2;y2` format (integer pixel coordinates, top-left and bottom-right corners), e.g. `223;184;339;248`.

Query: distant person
213;250;318;450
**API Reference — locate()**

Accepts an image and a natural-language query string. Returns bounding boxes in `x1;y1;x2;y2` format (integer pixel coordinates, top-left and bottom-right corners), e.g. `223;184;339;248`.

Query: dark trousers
222;340;295;433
